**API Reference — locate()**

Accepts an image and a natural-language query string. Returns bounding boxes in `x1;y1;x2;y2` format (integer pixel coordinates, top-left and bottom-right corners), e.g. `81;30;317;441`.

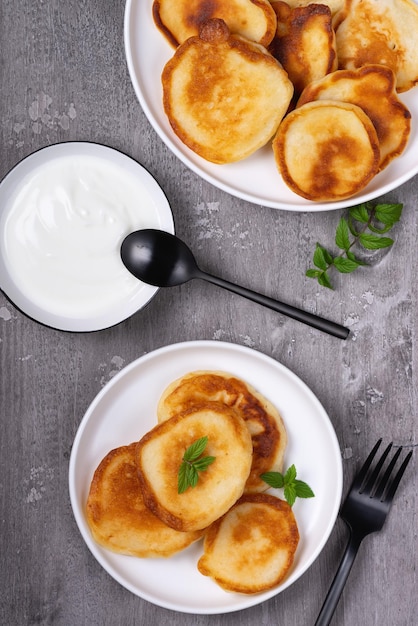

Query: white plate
124;0;418;212
0;142;174;332
69;340;342;614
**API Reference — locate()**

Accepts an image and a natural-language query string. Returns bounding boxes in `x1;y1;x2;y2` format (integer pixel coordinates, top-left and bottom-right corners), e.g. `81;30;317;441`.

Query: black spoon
121;229;349;339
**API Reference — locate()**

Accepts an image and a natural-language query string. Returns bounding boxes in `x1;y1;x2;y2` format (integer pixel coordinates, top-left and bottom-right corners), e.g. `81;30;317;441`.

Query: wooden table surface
1;2;416;625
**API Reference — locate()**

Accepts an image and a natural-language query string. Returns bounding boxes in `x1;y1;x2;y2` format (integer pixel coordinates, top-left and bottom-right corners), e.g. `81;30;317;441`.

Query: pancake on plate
197;493;300;593
297;64;411;171
161;18;293;164
157;370;287;492
273;100;380;201
153;0;277;48
269;1;337;98
86;443;203;557
135;401;253;532
334;0;418;92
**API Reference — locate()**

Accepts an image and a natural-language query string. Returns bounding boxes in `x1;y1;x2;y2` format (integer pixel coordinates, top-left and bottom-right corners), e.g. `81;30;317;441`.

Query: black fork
315;439;413;626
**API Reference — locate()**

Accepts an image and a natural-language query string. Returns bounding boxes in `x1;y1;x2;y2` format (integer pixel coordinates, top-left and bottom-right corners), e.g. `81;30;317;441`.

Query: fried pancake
283;0;344;15
334;0;418;92
273;100;380;201
197;493;299;593
157;370;287;492
153;0;277;48
135;402;253;532
297;65;411;170
162;18;294;164
86;443;203;557
269;1;337;97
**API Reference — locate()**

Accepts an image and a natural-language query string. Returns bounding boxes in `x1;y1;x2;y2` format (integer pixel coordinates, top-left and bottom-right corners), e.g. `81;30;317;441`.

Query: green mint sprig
178;436;216;494
306;202;403;289
261;464;315;507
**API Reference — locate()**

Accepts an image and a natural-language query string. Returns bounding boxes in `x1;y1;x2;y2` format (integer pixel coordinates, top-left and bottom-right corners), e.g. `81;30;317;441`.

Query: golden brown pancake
273;100;380;202
153;0;277;48
157;370;287;492
334;0;418;92
269;1;337;98
135;402;253;532
161;18;293;164
86;443;203;557
283;0;344;15
297;64;411;170
197;493;300;593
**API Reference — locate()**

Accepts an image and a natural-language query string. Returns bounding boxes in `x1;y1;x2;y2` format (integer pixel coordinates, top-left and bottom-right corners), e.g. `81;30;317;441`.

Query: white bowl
0;142;174;332
69;340;343;614
124;0;418;212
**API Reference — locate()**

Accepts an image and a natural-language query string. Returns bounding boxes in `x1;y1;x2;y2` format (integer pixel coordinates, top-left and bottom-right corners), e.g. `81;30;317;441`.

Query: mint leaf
307;202;403;288
374;203;403;226
335;218;351;251
294;480;315;499
346;251;366;265
333;257;360;273
306;269;323;278
367;222;393;235
178;462;190;494
188;465;199;488
178;437;216;493
349;203;370;223
359;233;394;250
284;484;297;507
313;243;330;270
260;471;285;489
193;456;216;471
260;465;315;507
284;464;297;483
318;271;333;289
183;436;209;462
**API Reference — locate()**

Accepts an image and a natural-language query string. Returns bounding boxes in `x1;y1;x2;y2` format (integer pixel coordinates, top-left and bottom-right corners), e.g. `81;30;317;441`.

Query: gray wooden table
1;2;416;625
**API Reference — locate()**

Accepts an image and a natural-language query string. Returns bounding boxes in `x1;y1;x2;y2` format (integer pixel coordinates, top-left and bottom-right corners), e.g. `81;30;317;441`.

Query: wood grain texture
0;1;417;625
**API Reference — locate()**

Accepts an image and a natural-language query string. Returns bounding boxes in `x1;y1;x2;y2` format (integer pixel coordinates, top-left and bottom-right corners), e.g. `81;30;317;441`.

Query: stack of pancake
153;0;418;201
86;370;300;593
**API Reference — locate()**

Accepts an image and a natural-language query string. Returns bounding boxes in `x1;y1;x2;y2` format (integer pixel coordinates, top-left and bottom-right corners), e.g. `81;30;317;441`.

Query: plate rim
123;0;418;212
0;140;175;332
68;339;343;614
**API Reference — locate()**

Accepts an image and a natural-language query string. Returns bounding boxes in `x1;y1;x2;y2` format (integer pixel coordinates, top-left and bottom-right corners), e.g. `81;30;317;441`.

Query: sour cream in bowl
0;142;174;331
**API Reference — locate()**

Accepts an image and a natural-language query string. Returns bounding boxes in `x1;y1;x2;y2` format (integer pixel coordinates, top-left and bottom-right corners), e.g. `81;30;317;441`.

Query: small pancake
86;443;202;557
297;64;411;171
197;493;300;593
153;0;277;48
334;0;418;92
269;1;337;98
162;18;293;164
157;370;287;492
135;402;253;532
273;100;380;202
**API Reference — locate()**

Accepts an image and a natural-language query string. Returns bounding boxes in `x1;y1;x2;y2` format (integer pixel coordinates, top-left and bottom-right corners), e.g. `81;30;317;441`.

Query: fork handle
315;532;363;626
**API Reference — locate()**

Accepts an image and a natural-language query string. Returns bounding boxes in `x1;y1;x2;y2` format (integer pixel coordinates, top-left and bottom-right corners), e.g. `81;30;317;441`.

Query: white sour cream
2;153;167;322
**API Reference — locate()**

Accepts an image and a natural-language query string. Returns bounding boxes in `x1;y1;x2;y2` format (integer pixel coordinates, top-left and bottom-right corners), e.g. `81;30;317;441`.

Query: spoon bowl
121;229;200;287
121;229;349;340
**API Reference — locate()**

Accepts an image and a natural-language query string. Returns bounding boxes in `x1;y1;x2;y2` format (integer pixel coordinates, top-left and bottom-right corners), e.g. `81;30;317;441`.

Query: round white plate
124;0;418;212
69;340;342;614
0;142;174;332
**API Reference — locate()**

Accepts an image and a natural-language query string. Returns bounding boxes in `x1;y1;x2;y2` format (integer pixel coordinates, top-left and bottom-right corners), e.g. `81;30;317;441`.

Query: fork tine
373;446;402;500
382;450;413;503
352;439;382;489
360;442;393;495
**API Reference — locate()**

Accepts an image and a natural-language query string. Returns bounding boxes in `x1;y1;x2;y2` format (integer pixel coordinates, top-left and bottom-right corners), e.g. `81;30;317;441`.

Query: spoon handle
198;271;349;339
